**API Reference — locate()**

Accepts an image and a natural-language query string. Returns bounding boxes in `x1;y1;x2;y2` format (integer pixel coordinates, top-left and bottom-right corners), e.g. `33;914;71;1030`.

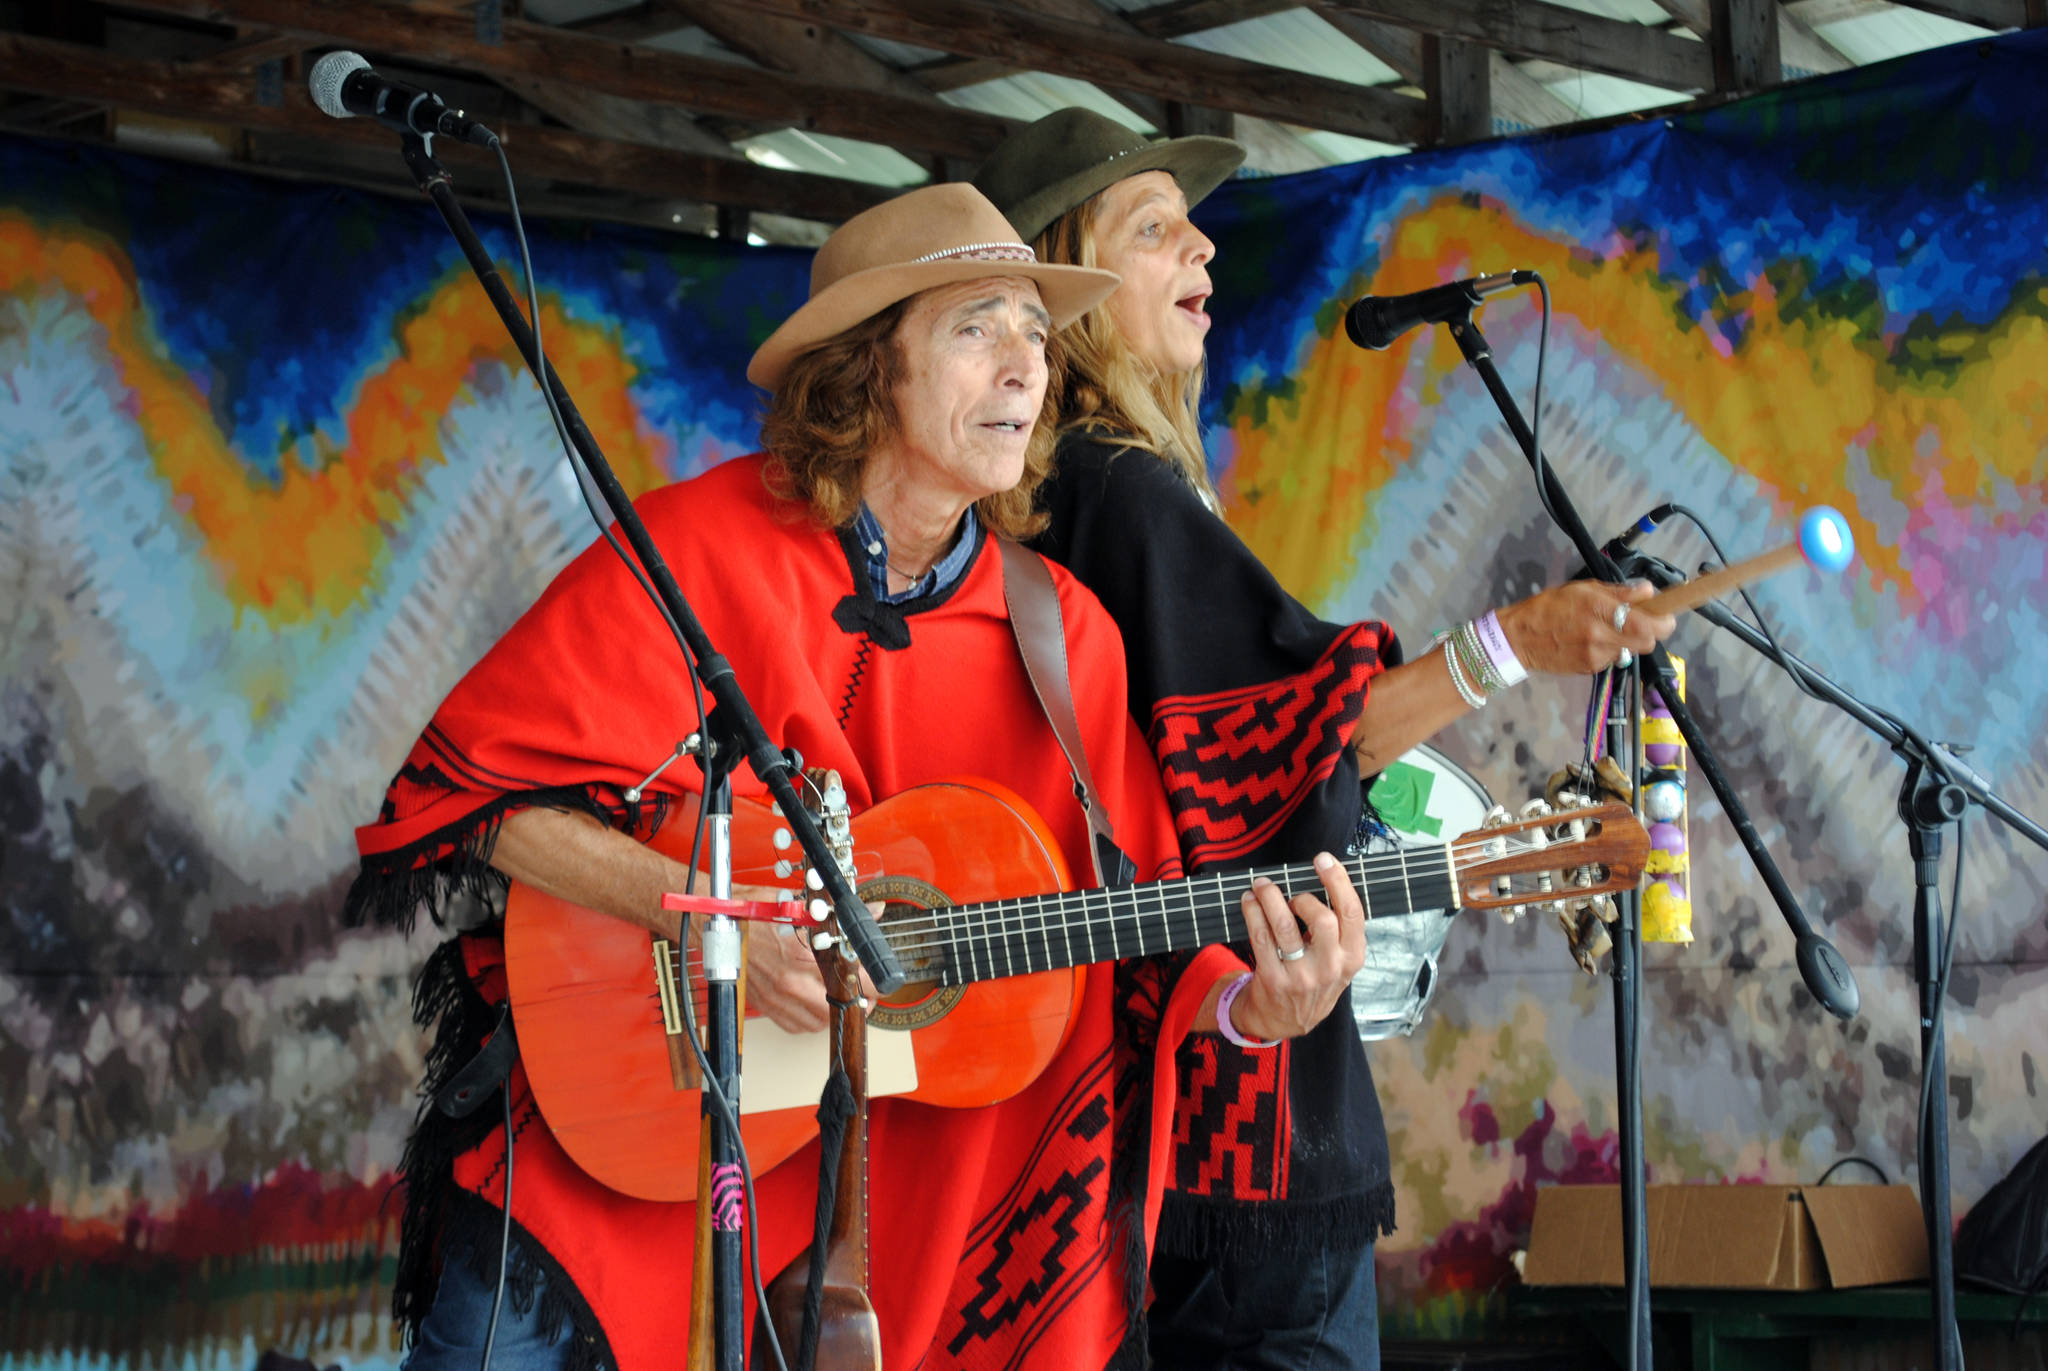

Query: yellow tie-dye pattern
2;213;673;625
1220;198;2048;615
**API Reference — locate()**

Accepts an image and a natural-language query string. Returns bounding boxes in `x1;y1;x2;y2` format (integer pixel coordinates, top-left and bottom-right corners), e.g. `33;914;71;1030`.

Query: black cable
1815;1155;1892;1186
1525;274;1569;537
479;1087;514;1371
489;138;789;1371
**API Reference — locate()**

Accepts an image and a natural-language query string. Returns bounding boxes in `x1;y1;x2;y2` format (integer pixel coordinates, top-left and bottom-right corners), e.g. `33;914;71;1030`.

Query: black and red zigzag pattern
1170;1036;1291;1200
1147;622;1389;870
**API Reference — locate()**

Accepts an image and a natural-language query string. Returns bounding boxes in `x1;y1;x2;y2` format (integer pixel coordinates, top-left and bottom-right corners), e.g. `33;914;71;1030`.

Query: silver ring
1612;603;1632;633
1615;647;1635;670
1277;945;1307;962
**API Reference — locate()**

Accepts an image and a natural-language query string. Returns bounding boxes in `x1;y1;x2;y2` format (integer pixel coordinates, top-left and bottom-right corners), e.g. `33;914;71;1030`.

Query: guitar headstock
1452;800;1649;939
797;768;860;973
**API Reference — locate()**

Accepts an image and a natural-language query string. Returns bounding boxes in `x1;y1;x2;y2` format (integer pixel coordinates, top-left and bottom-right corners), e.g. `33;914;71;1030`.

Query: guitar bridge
652;937;701;1091
653;937;684;1036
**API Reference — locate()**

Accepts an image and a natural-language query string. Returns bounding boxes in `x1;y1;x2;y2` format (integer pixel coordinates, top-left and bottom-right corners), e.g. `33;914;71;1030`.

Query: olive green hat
970;107;1245;245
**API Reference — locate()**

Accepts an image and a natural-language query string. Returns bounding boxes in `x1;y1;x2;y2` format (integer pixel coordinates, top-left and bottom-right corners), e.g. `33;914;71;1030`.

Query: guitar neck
892;846;1460;987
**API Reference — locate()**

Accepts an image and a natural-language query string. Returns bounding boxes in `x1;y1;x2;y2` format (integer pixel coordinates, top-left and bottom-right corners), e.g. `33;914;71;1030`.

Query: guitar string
691;829;1574;971
864;819;1564;946
665;826;1607;984
856;826;1569;943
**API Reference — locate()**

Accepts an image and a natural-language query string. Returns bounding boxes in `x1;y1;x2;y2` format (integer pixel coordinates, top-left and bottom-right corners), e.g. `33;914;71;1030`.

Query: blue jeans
404;1237;577;1371
1148;1241;1380;1371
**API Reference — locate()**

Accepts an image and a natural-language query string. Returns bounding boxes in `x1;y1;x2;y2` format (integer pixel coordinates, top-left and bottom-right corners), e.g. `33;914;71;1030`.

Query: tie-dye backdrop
4;31;2044;1368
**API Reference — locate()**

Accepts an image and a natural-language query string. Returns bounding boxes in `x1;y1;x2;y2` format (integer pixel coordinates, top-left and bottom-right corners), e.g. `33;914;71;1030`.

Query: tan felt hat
746;182;1120;390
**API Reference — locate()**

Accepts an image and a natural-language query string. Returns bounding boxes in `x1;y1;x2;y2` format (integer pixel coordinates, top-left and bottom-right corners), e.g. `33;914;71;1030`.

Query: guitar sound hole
858;875;964;1030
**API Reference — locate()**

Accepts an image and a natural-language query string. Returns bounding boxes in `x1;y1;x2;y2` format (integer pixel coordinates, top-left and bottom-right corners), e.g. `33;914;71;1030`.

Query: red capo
659;892;829;927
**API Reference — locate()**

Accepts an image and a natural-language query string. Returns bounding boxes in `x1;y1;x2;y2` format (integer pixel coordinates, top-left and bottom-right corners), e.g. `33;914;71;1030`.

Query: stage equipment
505;782;1650;1199
1352;746;1492;1041
1627;544;2048;1371
1638;657;1691;946
1343;270;1536;350
307;51;499;148
1406;272;1861;1370
327;89;904;1371
1636;507;1853;616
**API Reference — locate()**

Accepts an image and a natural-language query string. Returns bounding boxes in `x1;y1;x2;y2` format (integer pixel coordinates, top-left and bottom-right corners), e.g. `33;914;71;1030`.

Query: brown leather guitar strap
996;538;1135;889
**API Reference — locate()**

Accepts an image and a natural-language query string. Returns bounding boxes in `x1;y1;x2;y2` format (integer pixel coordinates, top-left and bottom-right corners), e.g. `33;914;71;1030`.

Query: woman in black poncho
971;109;1674;1371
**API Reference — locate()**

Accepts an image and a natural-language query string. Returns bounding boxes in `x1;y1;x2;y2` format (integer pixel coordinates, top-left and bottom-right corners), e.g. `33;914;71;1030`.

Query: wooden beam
662;0;942;105
907;55;1017;92
1423;33;1490;143
1711;0;1783;88
722;0;1431;144
1645;0;1711;32
1314;7;1424;82
1776;12;1856;74
1487;51;1576;131
187;32;307;69
1316;0;1717;91
0;32;893;222
1886;0;2030;23
1166;102;1236;138
1125;0;1304;38
565;0;695;43
98;0;1018;160
496;74;744;161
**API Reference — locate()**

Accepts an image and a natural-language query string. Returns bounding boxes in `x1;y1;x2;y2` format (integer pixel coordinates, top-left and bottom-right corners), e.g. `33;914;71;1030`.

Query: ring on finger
1612;602;1632;633
1615;647;1635;670
1277;945;1308;962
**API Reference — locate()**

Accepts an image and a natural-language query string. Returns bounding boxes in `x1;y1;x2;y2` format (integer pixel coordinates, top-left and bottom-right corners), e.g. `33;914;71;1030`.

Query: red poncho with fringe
349;455;1241;1371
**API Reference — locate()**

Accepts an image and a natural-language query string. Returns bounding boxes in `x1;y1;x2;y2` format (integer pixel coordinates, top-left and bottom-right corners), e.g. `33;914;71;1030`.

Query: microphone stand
1632;563;2048;1371
393;133;907;1371
1439;309;1861;1371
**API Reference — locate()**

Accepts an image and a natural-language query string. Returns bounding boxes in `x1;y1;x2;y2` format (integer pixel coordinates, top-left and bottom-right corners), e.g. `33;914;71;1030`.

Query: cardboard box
1521;1184;1930;1291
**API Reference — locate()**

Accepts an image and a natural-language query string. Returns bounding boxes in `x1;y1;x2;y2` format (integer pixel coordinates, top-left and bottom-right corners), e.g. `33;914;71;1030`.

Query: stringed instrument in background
505;776;1648;1202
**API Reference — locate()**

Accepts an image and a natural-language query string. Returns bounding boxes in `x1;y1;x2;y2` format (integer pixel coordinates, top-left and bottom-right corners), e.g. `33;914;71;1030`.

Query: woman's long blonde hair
1035;204;1217;505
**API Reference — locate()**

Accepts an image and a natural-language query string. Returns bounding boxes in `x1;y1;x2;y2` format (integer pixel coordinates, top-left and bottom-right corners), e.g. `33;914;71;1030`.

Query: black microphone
1343;270;1536;350
308;51;498;149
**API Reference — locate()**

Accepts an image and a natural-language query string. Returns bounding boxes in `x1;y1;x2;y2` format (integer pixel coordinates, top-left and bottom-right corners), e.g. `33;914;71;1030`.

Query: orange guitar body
503;777;1083;1203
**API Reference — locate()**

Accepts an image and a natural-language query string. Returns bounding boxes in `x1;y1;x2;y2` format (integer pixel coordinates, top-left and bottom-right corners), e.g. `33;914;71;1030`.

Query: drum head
1352;744;1492;1041
1367;742;1492;847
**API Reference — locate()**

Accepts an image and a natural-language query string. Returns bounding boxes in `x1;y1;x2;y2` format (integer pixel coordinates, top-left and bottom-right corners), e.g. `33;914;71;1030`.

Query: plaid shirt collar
851;501;980;604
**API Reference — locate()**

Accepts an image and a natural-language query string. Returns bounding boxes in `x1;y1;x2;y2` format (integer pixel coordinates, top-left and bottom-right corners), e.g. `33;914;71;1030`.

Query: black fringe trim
445;1191;616;1371
387;940;616;1371
1153;1182;1398;1262
344;785;665;934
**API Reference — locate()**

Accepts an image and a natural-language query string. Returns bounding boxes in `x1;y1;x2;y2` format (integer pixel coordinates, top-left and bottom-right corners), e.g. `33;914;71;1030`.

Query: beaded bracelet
1216;972;1279;1049
1473;610;1528;689
1451;621;1497;696
1440;638;1488;710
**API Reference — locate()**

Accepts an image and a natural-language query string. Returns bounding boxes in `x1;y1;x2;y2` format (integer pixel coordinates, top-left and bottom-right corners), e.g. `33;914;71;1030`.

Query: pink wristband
1216;972;1279;1049
1475;609;1528;687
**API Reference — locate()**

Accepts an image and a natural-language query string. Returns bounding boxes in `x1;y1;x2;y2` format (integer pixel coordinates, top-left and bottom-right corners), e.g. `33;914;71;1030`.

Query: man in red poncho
346;182;1367;1371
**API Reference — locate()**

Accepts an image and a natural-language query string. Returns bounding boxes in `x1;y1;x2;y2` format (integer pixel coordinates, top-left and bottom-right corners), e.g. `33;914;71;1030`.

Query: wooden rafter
0;31;892;221
1316;0;1716;91
720;0;1432;144
97;0;1019;161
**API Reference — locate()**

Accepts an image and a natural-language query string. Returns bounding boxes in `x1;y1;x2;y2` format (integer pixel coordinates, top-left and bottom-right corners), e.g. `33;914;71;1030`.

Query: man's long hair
760;296;1063;539
1035;205;1216;505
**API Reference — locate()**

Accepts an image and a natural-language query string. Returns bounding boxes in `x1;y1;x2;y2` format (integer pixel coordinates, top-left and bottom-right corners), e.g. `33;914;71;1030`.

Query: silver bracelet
1442;639;1487;709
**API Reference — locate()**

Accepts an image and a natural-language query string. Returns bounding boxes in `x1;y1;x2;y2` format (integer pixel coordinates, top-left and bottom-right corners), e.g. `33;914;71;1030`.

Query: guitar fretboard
880;847;1460;987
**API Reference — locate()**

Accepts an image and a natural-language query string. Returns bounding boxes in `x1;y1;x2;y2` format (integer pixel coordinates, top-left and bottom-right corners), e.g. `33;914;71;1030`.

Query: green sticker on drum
1371;759;1440;836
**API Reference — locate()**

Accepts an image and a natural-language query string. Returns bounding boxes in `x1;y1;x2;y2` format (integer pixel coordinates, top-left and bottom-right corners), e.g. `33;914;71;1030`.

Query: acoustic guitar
504;777;1647;1202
